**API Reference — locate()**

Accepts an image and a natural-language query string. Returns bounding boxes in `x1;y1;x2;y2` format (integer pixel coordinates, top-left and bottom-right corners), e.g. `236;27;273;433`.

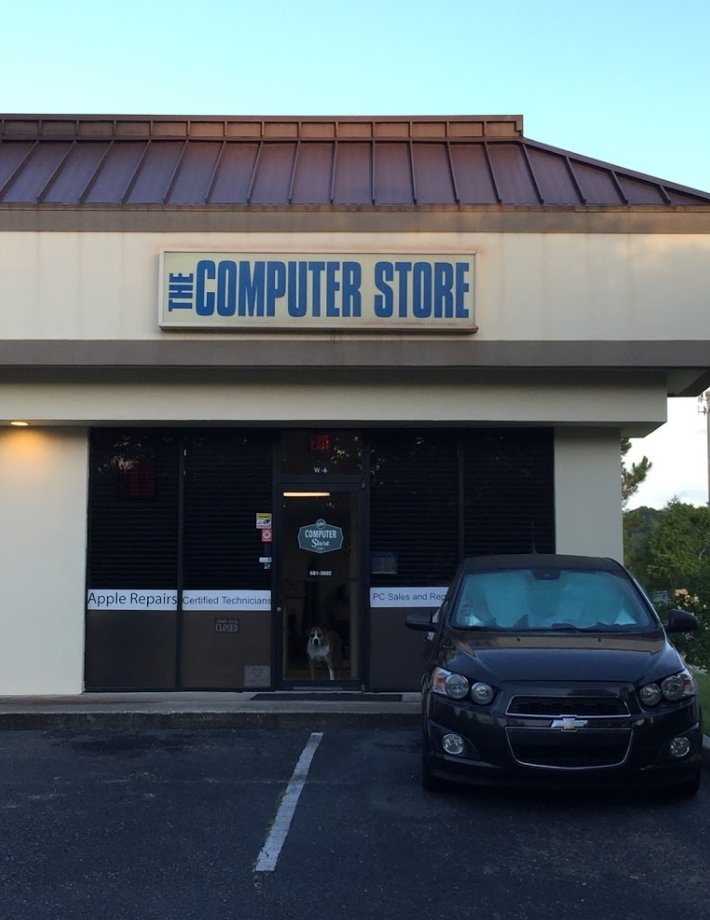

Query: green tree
621;437;652;508
645;500;710;669
623;505;661;586
647;500;710;595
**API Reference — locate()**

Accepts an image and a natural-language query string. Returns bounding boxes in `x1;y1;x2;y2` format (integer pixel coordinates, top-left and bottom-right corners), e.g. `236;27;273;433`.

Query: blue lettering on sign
342;261;362;317
373;261;394;317
287;261;308;317
326;261;340;317
412;262;432;317
266;261;286;317
167;257;472;324
433;262;454;317
394;262;412;317
167;272;194;311
238;261;265;316
455;262;470;318
217;260;237;316
309;261;325;317
195;260;216;315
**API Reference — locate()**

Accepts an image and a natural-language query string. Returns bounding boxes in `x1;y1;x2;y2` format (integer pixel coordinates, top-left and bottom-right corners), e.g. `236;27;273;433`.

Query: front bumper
424;682;703;789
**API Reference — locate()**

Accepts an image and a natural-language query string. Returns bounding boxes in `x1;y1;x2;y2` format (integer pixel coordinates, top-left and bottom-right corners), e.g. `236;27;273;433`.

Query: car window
451;568;655;631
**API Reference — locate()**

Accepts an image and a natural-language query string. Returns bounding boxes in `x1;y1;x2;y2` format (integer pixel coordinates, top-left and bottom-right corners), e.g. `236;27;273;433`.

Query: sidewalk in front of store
0;691;422;731
0;691;707;768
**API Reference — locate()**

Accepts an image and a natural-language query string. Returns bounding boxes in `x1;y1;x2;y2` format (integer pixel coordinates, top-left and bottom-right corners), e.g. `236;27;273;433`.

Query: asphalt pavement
0;689;708;768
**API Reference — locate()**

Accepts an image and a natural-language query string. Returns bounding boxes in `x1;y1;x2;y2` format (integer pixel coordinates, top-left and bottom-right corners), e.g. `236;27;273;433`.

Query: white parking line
254;732;324;873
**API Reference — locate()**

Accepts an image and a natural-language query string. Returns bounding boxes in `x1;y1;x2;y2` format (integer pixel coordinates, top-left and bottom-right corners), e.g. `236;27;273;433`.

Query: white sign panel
87;589;271;611
370;587;448;608
87;589;178;610
182;590;271;611
160;251;476;332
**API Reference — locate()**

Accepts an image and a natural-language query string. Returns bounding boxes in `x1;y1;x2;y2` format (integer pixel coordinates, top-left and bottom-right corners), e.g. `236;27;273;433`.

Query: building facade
1;114;709;694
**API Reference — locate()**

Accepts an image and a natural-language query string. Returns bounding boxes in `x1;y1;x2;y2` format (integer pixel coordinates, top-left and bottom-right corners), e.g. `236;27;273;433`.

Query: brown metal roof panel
165;141;222;204
291;143;333;204
42;142;111;204
449;145;498;204
249;143;295;204
0;142;35;197
83;142;148;203
209;143;259;204
373;142;413;204
411;143;456;204
487;144;540;205
617;174;668;205
2;142;69;203
124;141;183;204
570;160;626;205
525;147;582;205
666;188;710;205
332;142;372;204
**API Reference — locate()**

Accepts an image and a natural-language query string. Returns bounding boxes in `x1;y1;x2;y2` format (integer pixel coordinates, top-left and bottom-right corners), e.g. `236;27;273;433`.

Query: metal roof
1;114;708;208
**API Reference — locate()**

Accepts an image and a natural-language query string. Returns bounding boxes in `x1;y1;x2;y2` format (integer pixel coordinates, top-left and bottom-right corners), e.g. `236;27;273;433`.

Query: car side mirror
665;608;699;634
405;609;436;631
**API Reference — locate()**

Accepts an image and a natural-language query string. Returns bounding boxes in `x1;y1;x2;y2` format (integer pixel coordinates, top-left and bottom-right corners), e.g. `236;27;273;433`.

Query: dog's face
308;626;326;648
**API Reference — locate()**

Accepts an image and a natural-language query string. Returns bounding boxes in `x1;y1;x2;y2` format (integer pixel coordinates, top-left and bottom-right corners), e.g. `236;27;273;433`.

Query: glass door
278;488;361;684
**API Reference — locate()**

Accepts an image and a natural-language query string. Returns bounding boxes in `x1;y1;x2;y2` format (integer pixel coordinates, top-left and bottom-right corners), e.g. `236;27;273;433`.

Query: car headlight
640;669;695;707
432;668;469;699
471;681;495;705
661;669;695;701
639;683;662;706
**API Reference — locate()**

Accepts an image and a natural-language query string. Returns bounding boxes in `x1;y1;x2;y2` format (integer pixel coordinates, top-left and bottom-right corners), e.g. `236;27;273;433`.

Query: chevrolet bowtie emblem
550;717;589;731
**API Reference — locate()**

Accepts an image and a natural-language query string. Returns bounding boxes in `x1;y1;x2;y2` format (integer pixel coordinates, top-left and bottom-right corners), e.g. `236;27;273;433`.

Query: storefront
1;114;709;695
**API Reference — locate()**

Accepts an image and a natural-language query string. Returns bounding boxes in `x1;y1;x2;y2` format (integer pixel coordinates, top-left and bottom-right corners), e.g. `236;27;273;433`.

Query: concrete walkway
0;691;422;731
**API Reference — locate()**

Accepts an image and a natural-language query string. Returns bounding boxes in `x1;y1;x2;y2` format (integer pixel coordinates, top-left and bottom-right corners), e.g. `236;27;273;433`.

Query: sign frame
159;249;478;334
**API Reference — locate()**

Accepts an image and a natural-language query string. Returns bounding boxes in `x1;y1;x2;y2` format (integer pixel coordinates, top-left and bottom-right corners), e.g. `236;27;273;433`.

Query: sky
2;0;709;508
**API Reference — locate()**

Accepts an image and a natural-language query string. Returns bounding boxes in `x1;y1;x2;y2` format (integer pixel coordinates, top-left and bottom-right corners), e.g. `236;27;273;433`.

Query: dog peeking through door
306;626;343;680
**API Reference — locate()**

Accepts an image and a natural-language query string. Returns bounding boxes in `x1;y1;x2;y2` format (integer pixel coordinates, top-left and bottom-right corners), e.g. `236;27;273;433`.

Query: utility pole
700;390;710;506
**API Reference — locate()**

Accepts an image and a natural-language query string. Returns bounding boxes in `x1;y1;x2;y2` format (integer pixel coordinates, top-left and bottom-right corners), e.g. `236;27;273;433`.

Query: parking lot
0;728;708;920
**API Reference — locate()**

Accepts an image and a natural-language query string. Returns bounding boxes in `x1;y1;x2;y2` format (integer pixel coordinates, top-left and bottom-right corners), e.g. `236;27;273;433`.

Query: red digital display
309;434;331;452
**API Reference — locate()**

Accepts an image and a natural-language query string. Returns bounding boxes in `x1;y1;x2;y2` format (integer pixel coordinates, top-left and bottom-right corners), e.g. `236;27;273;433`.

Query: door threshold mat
251;693;403;702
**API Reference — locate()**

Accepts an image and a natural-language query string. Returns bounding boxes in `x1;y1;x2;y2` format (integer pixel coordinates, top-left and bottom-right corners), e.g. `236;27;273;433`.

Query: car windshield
450;567;656;632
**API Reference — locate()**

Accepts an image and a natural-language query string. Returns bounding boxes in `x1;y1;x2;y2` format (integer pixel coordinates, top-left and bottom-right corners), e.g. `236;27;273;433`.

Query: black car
406;554;703;796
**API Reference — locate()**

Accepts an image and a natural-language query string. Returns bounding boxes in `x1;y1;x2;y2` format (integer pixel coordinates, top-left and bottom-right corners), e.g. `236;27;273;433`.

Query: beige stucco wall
0;427;87;694
0;231;708;342
0;375;668;429
554;428;624;560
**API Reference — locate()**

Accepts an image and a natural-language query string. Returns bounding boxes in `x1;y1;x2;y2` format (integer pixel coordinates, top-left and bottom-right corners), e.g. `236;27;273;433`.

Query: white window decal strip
87;590;178;611
370;587;447;608
182;590;271;611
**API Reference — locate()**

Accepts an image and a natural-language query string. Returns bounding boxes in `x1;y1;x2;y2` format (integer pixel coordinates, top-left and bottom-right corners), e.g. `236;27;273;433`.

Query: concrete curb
0;708;420;732
0;693;422;732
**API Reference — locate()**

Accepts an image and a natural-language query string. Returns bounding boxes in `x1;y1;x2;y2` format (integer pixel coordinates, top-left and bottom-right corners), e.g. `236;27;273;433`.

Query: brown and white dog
306;626;343;680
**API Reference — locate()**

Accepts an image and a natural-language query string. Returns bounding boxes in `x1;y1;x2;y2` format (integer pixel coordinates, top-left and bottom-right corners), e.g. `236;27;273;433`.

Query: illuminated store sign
160;251;476;332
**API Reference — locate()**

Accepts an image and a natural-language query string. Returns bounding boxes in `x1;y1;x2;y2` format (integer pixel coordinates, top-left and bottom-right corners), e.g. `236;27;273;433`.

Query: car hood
445;631;672;683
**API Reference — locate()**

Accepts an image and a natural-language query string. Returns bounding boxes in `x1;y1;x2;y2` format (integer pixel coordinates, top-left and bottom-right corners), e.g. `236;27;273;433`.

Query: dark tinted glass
88;429;179;588
279;430;363;475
